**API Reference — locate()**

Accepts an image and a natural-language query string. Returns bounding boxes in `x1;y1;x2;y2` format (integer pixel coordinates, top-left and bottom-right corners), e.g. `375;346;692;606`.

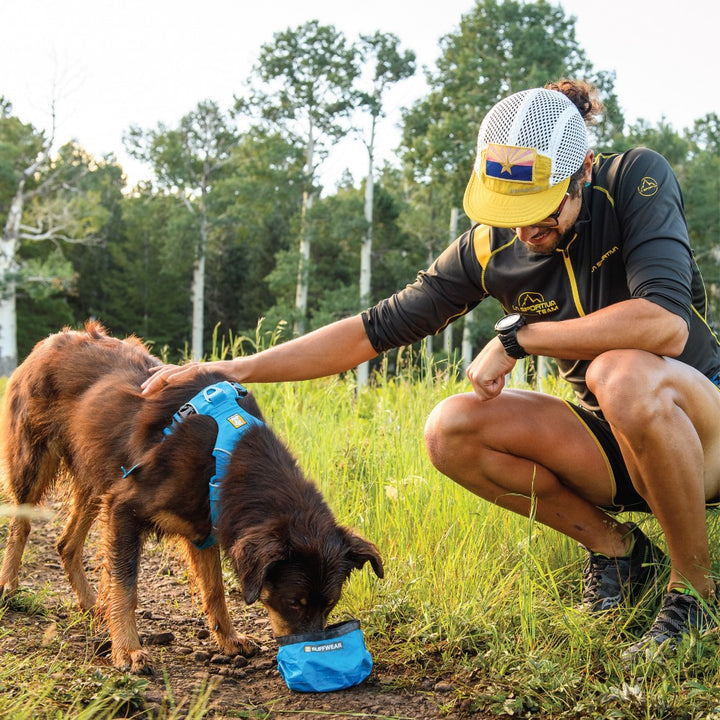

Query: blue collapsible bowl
276;619;373;692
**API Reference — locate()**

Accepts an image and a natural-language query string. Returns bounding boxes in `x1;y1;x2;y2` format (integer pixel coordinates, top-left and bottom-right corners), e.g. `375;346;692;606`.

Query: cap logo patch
485;144;536;183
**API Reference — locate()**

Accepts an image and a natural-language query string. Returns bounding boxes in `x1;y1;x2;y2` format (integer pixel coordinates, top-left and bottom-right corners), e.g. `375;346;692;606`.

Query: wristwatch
494;314;528;359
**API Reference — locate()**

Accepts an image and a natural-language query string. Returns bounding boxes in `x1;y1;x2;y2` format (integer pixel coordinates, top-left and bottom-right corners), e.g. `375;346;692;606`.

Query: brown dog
0;321;383;673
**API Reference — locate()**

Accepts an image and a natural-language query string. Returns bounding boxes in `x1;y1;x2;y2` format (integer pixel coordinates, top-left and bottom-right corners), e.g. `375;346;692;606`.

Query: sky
1;0;718;189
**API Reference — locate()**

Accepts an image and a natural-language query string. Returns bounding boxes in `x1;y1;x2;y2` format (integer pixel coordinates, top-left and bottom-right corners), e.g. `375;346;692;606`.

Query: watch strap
497;331;528;359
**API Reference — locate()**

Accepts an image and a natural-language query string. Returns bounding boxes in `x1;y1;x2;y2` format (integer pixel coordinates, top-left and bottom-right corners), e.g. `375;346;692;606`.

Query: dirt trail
0;499;478;719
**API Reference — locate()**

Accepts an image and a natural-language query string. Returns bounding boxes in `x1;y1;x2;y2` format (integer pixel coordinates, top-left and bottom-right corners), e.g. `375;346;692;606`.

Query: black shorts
565;400;720;513
564;401;651;512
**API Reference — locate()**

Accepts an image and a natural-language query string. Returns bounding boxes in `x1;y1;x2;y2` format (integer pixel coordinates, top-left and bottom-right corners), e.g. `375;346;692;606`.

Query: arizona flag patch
485;144;536;182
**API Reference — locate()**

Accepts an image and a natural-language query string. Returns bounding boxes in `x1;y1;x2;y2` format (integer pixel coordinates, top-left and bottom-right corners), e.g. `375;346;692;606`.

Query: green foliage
206;127;305;341
1;4;717;370
355;31;416;119
94;188;196;350
1;587;51;616
125;100;239;194
367;169;429;297
3;366;720;716
0;104;46;218
243;20;360;146
617;112;720;320
12;148;125;360
0;646;217;719
626;118;693;166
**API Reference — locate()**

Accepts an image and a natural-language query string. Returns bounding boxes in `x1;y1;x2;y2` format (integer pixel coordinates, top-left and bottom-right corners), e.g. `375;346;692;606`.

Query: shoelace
647;590;710;641
582;552;632;605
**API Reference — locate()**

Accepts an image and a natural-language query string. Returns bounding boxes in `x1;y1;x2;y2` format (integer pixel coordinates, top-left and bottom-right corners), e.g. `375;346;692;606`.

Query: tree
682;114;720;317
625;117;692;167
98;186;196;353
20;153;125;357
0;98;106;372
204;127;306;341
124;101;239;359
240;21;360;334
354;32;416;387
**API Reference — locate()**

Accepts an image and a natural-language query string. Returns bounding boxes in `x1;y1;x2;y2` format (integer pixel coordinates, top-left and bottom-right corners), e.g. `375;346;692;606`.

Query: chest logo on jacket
513;292;559;316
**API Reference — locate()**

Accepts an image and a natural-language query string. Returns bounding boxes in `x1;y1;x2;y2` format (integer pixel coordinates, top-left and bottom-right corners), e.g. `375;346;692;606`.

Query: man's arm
516;298;688;361
142;315;377;394
465;298;687;401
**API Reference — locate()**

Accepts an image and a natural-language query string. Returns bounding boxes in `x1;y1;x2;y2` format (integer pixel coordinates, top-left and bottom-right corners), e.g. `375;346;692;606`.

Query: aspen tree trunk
0;186;22;375
357;115;376;390
294;127;315;336
443;207;459;359
190;214;207;360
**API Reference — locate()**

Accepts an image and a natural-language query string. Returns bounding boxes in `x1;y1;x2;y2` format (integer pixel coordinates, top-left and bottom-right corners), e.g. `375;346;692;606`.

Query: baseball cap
463;88;589;228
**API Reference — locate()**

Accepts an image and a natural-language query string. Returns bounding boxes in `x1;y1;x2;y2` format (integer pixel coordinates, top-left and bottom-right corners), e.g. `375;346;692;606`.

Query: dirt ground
0;499;489;720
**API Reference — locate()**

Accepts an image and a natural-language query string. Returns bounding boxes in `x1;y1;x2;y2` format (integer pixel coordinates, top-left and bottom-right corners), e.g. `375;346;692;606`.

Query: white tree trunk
0;284;17;376
294;126;315;336
462;309;475;371
294;190;313;336
191;248;206;361
190;202;209;361
0;188;24;374
443;208;459;359
357;122;376;390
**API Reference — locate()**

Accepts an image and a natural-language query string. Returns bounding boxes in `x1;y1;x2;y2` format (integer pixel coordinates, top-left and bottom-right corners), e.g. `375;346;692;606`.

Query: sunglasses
533;193;570;228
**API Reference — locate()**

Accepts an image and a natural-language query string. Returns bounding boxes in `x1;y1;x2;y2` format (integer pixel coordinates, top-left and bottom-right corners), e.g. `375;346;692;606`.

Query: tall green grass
250;362;720;719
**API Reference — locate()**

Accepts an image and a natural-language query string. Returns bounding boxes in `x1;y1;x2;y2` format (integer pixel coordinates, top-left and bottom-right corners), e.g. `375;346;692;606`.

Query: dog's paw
0;578;19;599
221;633;261;658
113;647;155;675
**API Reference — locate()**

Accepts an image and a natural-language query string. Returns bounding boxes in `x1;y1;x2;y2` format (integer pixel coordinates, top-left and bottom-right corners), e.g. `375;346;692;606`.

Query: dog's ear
340;528;384;579
229;528;287;604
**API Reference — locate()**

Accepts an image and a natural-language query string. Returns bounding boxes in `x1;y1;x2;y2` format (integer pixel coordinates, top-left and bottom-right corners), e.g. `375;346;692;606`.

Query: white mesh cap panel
477;89;588;186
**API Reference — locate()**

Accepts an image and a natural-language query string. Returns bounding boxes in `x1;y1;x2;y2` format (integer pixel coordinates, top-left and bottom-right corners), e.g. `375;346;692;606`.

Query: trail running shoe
622;589;718;662
582;522;666;612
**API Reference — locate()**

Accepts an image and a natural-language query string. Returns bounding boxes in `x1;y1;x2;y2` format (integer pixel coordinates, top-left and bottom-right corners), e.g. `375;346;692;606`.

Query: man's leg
424;388;631;555
586;350;720;598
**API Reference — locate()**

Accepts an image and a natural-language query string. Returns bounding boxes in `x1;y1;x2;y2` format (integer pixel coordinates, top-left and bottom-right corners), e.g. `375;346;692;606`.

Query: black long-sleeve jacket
362;148;720;411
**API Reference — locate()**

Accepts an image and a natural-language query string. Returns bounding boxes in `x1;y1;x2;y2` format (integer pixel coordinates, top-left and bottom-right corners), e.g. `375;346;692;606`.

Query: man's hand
141;362;203;394
465;337;517;400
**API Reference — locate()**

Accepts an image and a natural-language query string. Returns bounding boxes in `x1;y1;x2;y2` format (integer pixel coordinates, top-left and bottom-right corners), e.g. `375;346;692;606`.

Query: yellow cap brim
463;170;570;228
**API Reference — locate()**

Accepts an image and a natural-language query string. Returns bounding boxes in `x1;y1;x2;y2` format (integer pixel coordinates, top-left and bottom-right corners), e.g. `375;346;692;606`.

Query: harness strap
123;381;264;550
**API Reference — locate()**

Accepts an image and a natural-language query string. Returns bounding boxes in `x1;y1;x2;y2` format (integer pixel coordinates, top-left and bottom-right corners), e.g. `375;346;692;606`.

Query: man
143;80;720;660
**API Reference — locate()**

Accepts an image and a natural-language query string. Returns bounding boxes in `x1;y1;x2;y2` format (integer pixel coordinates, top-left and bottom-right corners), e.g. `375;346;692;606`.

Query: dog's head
228;518;383;637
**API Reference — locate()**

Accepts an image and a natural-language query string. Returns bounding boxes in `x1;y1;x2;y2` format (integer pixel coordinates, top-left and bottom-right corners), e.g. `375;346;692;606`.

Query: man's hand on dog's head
142;359;244;394
141;363;193;394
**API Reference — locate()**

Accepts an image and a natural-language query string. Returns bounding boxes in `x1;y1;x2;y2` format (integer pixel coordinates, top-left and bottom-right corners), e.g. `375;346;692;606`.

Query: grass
3;345;720;717
0;644;218;719
247;361;720;719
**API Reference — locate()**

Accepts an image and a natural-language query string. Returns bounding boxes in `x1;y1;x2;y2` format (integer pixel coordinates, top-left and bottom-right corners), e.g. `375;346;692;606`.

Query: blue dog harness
123;381;264;550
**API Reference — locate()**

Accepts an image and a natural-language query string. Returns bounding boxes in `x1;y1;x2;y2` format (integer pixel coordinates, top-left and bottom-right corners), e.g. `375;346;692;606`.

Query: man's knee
587;350;668;426
424;394;477;471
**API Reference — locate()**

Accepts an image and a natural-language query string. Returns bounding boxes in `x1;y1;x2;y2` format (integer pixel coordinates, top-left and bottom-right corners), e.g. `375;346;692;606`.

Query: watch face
495;313;522;332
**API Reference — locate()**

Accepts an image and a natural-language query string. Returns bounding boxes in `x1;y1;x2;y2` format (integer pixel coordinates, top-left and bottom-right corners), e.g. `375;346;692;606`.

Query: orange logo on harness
227;413;247;429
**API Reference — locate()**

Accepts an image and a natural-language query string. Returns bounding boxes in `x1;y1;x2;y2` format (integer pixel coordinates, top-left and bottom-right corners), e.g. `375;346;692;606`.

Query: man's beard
525;226;575;255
